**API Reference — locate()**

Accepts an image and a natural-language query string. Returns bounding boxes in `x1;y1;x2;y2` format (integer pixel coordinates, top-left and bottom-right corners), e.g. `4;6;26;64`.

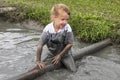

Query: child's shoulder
65;24;72;32
43;22;53;32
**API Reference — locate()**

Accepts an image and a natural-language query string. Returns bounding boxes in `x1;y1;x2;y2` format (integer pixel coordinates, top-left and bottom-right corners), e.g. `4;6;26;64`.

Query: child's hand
51;54;61;64
36;61;46;69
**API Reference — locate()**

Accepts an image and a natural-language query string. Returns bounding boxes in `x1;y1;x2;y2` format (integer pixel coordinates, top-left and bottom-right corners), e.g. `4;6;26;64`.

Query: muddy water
0;20;40;80
0;20;120;80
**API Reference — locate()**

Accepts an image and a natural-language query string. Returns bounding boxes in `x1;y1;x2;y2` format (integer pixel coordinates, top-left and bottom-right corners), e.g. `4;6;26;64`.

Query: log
73;38;112;60
8;39;112;80
0;7;16;13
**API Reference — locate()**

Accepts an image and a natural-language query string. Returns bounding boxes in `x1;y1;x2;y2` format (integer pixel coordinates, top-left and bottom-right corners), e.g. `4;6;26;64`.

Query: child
36;3;76;72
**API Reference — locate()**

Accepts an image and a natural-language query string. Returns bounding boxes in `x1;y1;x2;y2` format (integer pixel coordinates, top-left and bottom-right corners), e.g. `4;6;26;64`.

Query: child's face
53;10;69;29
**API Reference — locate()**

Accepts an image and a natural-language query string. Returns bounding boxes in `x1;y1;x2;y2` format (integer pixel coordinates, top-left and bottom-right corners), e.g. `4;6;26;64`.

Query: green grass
3;0;120;43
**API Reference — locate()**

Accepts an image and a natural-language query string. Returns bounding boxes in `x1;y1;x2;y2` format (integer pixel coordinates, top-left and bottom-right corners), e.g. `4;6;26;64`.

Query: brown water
0;20;120;80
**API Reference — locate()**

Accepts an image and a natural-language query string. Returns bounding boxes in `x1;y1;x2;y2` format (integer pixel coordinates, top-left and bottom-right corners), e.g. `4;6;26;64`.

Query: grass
2;0;120;43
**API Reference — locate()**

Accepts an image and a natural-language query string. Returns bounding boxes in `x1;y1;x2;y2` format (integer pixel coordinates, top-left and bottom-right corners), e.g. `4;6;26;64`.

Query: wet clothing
39;22;76;72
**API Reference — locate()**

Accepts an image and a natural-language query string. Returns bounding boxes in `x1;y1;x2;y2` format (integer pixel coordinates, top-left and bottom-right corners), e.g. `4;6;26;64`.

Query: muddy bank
0;7;16;13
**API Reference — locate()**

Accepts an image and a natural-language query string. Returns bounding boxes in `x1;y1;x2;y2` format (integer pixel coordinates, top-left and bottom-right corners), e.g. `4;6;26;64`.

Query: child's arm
60;43;73;56
52;31;74;64
51;43;73;64
36;44;46;69
59;31;74;57
36;31;48;69
36;44;43;62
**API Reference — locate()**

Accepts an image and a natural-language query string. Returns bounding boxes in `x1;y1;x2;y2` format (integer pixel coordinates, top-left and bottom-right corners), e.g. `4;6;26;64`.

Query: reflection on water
0;20;120;80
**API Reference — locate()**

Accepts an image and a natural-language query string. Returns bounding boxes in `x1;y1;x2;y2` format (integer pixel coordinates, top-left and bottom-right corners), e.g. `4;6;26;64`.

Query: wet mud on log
8;39;112;80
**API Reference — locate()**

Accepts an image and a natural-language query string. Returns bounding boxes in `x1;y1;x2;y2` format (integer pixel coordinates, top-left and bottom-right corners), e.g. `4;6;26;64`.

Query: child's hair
50;3;70;17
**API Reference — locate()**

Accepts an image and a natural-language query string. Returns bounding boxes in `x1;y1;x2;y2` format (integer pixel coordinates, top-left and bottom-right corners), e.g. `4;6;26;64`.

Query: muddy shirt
39;22;74;55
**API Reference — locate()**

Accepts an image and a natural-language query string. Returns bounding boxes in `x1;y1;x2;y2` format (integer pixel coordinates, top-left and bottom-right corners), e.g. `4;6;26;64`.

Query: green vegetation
2;0;120;43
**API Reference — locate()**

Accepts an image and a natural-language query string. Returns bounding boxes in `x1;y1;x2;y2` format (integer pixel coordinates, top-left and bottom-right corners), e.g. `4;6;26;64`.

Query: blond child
36;3;76;72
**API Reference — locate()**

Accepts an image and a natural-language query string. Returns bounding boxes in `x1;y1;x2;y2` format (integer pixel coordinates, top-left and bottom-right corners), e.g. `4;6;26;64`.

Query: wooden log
73;38;112;60
8;39;112;80
0;7;16;13
9;64;61;80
